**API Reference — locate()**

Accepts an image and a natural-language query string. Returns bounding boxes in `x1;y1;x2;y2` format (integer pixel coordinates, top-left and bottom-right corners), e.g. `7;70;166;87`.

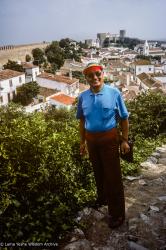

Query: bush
0;90;165;244
0;104;95;244
126;91;166;138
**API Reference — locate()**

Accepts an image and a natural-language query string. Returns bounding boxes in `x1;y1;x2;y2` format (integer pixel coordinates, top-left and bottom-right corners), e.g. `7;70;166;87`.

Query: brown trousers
85;128;125;219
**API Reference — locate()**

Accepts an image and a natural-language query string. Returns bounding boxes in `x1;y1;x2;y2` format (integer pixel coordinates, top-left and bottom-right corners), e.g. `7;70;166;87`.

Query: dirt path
61;145;166;250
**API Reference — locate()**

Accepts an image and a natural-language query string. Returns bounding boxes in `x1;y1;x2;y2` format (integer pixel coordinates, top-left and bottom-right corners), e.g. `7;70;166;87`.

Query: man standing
76;62;130;228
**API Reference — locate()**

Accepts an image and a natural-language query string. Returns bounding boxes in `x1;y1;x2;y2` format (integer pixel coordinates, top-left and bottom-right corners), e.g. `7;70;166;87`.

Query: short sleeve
116;92;129;120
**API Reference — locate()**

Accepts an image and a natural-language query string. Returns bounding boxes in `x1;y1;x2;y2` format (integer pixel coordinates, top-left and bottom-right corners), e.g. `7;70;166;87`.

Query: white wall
48;98;72;110
25;67;40;81
0;74;25;105
36;77;79;97
154;76;166;89
135;65;154;75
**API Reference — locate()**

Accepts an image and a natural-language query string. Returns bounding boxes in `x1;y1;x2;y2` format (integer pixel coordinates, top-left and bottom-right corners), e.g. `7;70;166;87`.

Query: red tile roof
50;93;75;105
38;72;78;85
22;63;38;69
0;69;24;81
134;60;151;65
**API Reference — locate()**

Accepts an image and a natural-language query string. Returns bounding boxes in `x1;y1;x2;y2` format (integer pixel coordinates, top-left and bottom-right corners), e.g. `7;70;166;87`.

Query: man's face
85;70;104;91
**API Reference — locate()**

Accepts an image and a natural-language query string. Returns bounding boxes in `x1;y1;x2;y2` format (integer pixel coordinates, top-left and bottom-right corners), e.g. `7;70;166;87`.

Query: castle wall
0;42;50;68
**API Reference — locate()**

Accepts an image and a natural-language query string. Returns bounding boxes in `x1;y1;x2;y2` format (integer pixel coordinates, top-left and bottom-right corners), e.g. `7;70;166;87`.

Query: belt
85;127;119;140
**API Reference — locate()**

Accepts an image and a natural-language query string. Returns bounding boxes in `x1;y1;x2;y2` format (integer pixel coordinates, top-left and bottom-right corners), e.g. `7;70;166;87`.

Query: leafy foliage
126;91;166;138
25;54;31;62
13;82;40;106
59;38;82;62
3;60;24;72
32;48;45;66
45;41;65;71
0;103;95;244
0;91;165;244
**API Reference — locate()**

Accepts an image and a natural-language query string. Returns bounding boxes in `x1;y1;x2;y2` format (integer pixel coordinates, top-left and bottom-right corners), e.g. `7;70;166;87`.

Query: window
0;96;3;103
9;79;13;87
19;77;22;83
12;91;16;98
8;93;11;102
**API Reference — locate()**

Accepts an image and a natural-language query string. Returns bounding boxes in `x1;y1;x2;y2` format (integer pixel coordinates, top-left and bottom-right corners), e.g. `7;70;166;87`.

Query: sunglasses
86;71;102;79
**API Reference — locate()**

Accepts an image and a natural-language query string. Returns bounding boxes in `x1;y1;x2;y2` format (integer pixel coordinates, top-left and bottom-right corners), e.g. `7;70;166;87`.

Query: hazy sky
0;0;166;45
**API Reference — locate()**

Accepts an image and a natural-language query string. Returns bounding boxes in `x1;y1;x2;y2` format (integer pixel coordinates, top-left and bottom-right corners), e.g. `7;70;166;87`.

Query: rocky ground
60;145;166;250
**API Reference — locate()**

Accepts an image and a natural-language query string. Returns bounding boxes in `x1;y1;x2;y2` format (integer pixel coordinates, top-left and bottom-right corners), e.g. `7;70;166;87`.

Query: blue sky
0;0;166;45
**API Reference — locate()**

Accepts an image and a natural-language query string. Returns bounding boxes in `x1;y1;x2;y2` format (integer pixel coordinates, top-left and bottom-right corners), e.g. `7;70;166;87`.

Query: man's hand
120;141;130;155
80;142;88;156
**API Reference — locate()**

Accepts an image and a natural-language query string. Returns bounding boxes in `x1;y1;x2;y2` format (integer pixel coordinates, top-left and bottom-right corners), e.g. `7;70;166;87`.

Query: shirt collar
90;84;105;96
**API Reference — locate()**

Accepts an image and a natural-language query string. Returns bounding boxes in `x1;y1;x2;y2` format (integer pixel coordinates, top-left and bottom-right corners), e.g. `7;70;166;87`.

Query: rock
125;176;141;181
158;196;166;201
64;239;91;250
140;213;150;224
158;158;166;165
151;152;160;159
128;234;138;242
147;156;158;164
149;205;159;212
93;247;114;250
156;147;166;154
149;206;160;212
69;228;85;241
138;179;147;186
160;152;166;158
154;177;163;184
140;161;157;169
92;210;105;221
128;241;149;250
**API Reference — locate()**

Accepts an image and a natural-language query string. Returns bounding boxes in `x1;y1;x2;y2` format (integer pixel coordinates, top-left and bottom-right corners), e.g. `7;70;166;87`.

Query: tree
25;54;31;62
45;41;65;70
3;60;24;72
32;48;45;66
126;91;166;138
59;38;71;48
13;81;40;106
59;38;82;62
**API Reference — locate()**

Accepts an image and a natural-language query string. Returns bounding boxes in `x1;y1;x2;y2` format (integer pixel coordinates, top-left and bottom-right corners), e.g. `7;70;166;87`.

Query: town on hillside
0;30;166;112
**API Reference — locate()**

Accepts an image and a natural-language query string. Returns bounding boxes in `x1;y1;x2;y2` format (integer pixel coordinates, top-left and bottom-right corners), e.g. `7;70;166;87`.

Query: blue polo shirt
76;84;129;132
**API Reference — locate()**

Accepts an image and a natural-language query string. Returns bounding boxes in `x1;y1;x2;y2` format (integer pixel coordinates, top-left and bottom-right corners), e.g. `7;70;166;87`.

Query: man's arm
121;119;129;141
120;119;130;154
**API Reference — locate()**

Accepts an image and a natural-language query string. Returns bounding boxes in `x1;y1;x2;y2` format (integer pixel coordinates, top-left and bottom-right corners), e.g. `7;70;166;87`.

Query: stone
125;176;141;181
151;152;160;159
93;247;114;250
127;241;149;250
64;239;91;250
158;158;166;165
140;161;157;169
156;147;166;153
92;210;105;221
159;152;166;158
138;179;147;186
147;156;158;164
158;196;166;201
72;228;85;239
140;213;150;224
149;205;159;212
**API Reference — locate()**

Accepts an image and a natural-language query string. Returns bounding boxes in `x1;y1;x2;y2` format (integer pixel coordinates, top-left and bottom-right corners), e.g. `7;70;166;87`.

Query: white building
48;92;75;110
131;60;155;76
36;72;79;97
143;40;165;57
22;63;40;83
0;69;25;106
